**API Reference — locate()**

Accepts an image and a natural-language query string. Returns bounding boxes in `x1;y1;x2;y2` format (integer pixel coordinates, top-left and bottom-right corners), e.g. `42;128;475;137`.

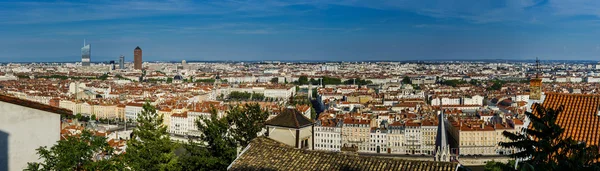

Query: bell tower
530;58;542;100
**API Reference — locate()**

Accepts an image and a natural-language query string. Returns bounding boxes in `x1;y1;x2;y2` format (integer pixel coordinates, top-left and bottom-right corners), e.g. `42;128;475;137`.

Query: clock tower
530;58;542;100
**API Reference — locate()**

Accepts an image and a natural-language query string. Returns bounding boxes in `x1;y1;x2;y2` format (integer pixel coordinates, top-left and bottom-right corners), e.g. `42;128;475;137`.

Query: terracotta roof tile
229;137;458;171
533;93;600;146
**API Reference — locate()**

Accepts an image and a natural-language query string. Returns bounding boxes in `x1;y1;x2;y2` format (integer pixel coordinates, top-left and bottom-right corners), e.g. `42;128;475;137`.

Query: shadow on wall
0;130;8;171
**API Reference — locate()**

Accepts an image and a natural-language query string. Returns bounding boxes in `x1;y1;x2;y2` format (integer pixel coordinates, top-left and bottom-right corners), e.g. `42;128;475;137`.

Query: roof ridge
293;110;300;128
0;94;72;115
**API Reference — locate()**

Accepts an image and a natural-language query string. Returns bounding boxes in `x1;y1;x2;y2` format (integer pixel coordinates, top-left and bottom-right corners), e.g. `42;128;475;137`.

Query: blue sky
1;0;600;62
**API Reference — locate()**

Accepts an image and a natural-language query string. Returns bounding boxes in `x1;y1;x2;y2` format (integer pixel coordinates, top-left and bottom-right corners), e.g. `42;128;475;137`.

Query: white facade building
125;103;144;121
369;129;388;153
314;119;342;151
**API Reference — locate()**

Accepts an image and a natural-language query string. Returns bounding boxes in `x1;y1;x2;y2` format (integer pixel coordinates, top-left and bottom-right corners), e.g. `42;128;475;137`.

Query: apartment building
342;117;371;152
314;118;342;151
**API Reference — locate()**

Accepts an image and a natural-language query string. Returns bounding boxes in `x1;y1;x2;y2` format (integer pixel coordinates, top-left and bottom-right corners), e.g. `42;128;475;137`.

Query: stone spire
434;102;451;162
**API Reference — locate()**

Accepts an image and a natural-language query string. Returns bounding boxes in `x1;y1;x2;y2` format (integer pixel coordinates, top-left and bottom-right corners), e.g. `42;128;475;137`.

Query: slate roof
0;94;72;115
228;137;459;171
533;93;600;146
265;108;313;128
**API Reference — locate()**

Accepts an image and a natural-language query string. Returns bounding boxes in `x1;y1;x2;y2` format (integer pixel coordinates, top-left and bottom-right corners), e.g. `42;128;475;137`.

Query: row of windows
315;144;340;149
370;135;386;138
371;139;385;143
317;139;340;143
315;128;340;132
315;133;340;138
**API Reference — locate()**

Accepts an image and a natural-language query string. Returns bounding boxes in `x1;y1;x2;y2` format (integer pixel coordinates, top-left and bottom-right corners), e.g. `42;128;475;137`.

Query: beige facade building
342;118;370;152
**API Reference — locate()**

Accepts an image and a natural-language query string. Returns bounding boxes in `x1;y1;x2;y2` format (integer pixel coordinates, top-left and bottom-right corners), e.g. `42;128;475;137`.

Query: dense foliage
342;78;373;85
180;103;269;170
439;80;467;87
402;76;411;84
294;76;344;85
486;80;504;91
26;130;124;171
228;91;265;101
29;102;270;170
227;103;270;147
124;102;179;171
194;79;215;83
179;109;237;170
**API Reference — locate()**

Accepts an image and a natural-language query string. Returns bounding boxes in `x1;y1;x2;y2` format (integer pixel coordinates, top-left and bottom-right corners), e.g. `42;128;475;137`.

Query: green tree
343;78;372;85
229;91;252;100
310;106;317;120
91;114;97;121
179;108;237;170
166;78;173;83
484;160;515;171
440;80;466;87
75;113;82;120
309;78;318;85
469;79;479;86
498;105;600;170
297;76;309;85
26;130;124;171
195;79;215;83
125;102;179;171
322;76;342;85
227;103;270;147
270;77;278;84
402;76;411;84
98;74;109;80
487;81;503;91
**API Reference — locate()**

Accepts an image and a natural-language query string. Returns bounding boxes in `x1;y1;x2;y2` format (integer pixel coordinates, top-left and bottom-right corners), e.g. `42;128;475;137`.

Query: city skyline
2;0;600;62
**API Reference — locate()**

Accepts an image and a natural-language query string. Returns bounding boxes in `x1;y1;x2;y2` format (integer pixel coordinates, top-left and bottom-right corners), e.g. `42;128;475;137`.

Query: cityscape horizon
4;1;600;171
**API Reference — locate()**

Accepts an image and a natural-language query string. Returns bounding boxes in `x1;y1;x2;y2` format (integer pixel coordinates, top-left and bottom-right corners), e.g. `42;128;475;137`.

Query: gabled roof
0;94;72;115
265;108;313;128
228;137;459;171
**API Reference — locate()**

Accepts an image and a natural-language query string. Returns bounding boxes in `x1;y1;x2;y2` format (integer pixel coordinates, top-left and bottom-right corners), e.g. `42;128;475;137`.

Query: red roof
533;93;600;146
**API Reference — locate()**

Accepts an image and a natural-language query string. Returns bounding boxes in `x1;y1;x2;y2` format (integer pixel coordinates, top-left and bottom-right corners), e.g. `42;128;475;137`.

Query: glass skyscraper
119;55;125;69
81;40;91;66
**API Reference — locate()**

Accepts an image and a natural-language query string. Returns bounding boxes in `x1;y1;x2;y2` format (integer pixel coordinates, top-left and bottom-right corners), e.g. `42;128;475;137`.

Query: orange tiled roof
534;93;600;146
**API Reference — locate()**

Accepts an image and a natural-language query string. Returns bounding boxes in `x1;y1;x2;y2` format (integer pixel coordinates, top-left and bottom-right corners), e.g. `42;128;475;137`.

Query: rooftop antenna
84;39;86;46
535;57;540;78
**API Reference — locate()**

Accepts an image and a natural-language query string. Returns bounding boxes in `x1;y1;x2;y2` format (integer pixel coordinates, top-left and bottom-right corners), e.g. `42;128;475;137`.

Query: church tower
530;58;542;100
434;102;451;162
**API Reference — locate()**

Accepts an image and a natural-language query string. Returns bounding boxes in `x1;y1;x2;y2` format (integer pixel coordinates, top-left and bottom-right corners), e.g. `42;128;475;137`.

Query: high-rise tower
530;58;542;100
119;55;125;69
81;40;91;66
134;46;142;70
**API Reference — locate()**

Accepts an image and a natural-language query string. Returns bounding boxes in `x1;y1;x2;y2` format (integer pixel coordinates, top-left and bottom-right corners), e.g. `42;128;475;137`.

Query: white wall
0;102;61;171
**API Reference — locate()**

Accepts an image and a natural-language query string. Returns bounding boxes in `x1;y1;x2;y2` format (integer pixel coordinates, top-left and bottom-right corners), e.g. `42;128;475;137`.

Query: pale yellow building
458;122;497;155
342;117;371;152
